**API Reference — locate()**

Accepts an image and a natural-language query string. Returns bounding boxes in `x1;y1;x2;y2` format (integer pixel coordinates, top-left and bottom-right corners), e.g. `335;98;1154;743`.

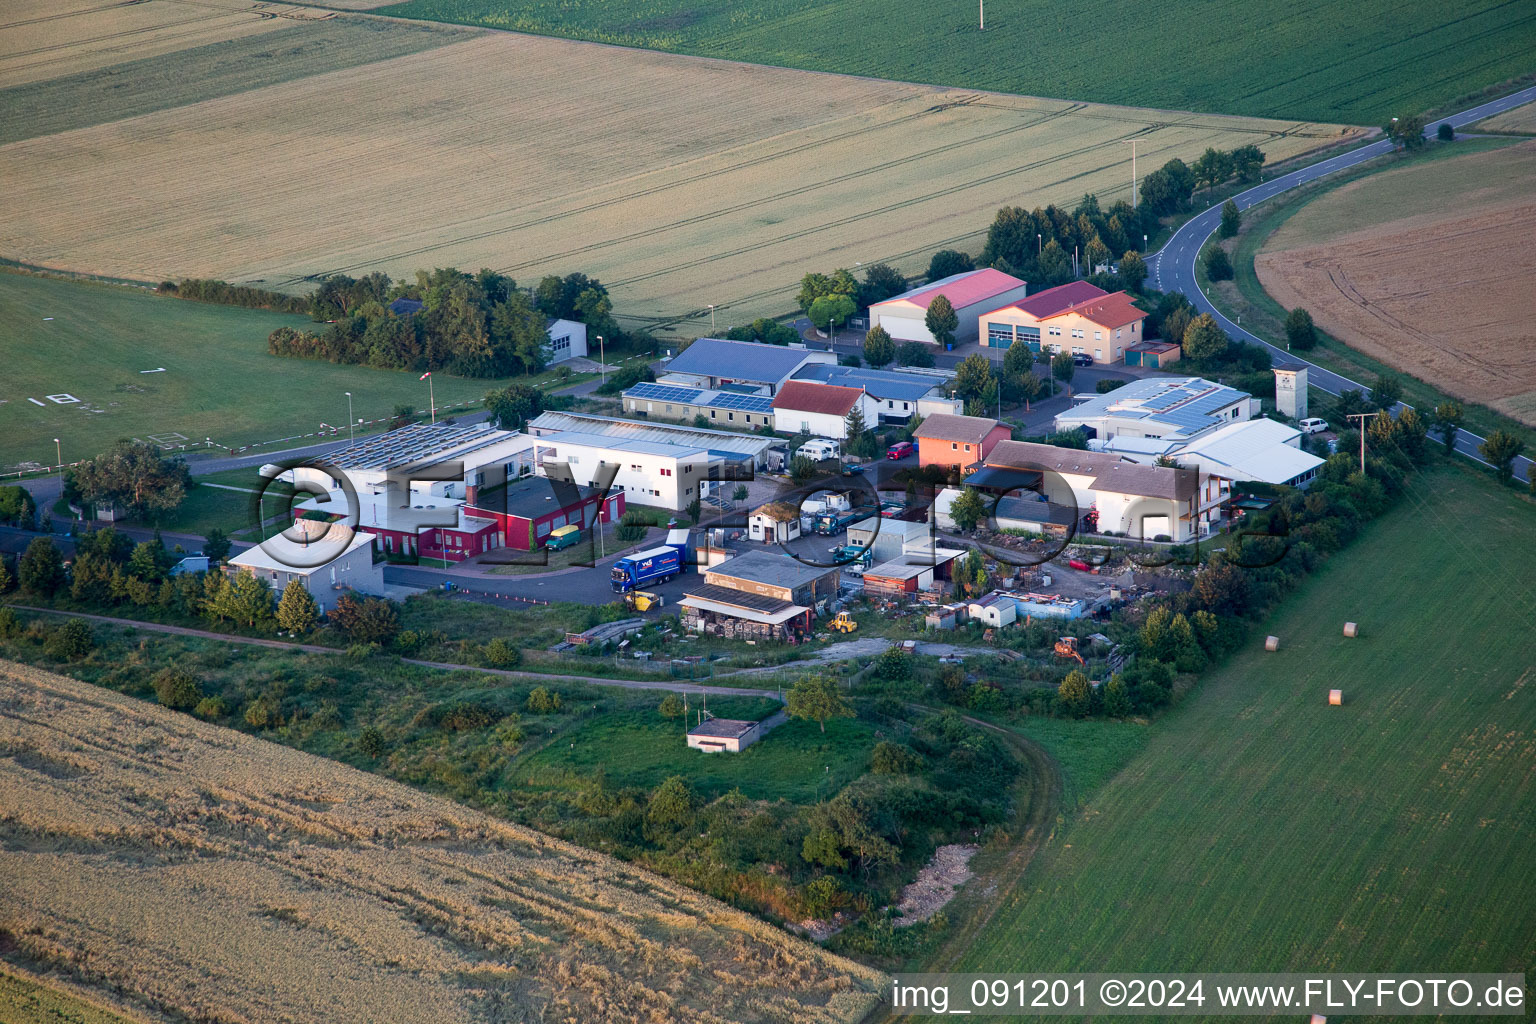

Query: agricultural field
0;26;1354;332
1255;139;1536;425
1471;98;1536;133
0;660;883;1024
0;968;145;1024
955;461;1536;988
0;272;540;471
379;0;1536;124
0;9;468;144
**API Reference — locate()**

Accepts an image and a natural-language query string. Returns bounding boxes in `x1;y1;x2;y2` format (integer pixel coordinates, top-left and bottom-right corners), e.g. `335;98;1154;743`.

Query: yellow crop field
1474;98;1536;133
0;29;1357;332
0;661;883;1024
0;0;331;89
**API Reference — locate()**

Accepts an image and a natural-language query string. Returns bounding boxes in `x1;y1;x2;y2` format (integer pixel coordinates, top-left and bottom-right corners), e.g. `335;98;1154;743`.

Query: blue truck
610;530;690;592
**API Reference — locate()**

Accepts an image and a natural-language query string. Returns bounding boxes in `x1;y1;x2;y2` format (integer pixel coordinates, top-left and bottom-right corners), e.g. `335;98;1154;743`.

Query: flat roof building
659;338;833;394
1054;376;1256;442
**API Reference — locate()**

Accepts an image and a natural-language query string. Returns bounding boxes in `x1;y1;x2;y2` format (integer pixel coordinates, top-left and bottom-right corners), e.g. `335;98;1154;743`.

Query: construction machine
829;611;859;633
1053;635;1085;665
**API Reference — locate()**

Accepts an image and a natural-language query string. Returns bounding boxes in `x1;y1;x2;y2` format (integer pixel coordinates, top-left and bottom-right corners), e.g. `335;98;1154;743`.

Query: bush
802;876;843;919
658;693;685;719
869;741;923;775
1437;122;1455;142
346;642;381;660
874;646;914;682
394;629;424;654
194;696;227;720
435;702;498;732
244;693;282;729
525;687;563;714
0;607;19;638
152;667;201;711
482;637;520;668
1095;377;1129;393
615;510;649;543
44;618;94;660
358;726;387;759
329;593;400;645
1203;246;1234;281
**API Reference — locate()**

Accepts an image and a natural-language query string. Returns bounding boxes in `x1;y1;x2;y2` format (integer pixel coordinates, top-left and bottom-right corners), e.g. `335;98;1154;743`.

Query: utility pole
345;392;354;444
707;304;716;332
1127;139;1138;209
1346;412;1374;474
596;335;606;388
979;0;984;29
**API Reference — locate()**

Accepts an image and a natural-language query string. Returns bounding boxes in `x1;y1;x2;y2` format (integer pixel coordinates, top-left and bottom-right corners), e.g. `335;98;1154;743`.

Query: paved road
1148;85;1536;484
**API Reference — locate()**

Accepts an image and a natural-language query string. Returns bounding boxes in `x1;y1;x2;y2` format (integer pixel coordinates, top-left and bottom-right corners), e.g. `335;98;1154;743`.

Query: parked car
886;441;914;460
1299;417;1329;434
1072;353;1094;367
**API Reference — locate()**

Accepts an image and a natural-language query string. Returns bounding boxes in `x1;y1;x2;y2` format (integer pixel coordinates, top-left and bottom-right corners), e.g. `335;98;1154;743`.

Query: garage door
874;312;932;343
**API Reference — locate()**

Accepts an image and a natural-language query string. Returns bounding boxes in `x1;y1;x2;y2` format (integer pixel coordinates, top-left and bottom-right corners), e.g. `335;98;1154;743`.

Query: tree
1479;430;1525;485
203;527;231;565
685;497;702;525
1284;307;1317;351
526;686;563;714
1219;199;1241;238
0;554;11;595
18;537;65;596
1384;114;1427;151
1230;144;1265;183
1433;401;1464;453
275;581;320;634
1160;304;1193;347
862;324;895;368
948;487;986;532
925;294;960;350
953;353;994;402
483;381;544;430
0;486;37;529
1370;373;1404;412
874;646;914;682
644;776;696;836
1203;245;1234;281
844;406;877;459
1182;313;1229;362
70;441;191;521
1437;122;1455;142
327;592;398;643
1192;147;1233;194
658;693;685;719
207;569;273;628
1084;236;1111;274
858;263;907;307
797;269;858;315
1056;669;1092;717
1119;250;1148;291
789;454;816;482
786;674;854;733
153;667;201;711
1103;675;1132;717
926;249;974;281
1036;239;1072;287
1051;351;1076;396
896;340;934;368
808;293;856;333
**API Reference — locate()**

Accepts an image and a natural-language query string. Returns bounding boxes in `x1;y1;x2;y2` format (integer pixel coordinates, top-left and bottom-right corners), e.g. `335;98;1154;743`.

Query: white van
1298;417;1329;434
798;438;841;461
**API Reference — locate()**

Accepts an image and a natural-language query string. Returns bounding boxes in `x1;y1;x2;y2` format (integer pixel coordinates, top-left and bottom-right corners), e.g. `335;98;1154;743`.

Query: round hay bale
1343;621;1358;637
1265;635;1280;652
1328;689;1343;706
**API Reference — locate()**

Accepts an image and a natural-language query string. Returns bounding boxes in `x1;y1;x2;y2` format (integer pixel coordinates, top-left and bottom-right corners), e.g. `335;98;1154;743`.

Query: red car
886;441;914;460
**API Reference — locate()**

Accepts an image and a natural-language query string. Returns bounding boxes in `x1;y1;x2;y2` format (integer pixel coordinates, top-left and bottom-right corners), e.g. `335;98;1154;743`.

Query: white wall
546;319;589;363
539;441;715;510
776;394;879;439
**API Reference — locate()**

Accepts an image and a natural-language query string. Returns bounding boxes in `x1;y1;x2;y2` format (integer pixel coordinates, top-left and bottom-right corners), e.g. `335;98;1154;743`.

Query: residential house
226;530;384;612
771;380;877;439
792;363;961;424
913;413;1012;473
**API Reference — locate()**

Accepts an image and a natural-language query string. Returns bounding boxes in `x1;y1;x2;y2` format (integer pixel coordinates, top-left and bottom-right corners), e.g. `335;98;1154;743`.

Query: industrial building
620;381;776;430
1053;376;1257;442
868;268;1029;347
679;550;840;641
657;337;833;394
791;363;961;424
226;530;384;611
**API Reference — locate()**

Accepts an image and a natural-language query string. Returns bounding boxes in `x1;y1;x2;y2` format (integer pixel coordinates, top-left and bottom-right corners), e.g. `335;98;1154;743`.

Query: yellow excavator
829;611;859;633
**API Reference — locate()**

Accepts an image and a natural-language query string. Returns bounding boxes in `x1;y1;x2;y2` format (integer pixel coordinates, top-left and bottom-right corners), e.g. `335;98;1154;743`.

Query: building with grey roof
525;411;779;471
792;363;960;422
659;338;834;394
1052;376;1256;442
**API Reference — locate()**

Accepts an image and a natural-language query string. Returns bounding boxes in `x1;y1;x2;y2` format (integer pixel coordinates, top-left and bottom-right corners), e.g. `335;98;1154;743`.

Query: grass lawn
0;969;141;1024
1201;136;1536;454
952;460;1536;983
0;272;546;470
519;697;875;803
379;0;1536;123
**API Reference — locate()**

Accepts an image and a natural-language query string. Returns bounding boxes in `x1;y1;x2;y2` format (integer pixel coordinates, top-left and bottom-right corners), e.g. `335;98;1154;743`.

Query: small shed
967;592;1017;628
687;717;763;753
748;502;802;544
862;557;936;596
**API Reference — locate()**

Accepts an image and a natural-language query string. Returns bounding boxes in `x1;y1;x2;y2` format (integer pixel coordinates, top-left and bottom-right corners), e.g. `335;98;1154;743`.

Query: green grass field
378;0;1536;123
0;18;467;145
0;272;531;471
522;698;873;803
953;461;1536;988
0;969;141;1024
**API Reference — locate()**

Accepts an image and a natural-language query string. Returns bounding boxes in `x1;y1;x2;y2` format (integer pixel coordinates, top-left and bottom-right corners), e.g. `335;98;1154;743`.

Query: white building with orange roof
868;268;1028;348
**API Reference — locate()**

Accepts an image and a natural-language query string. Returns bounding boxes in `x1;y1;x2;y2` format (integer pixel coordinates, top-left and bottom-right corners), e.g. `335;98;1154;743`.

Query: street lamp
1037;233;1042;256
596;335;606;386
54;439;62;495
706;305;716;332
344;392;354;444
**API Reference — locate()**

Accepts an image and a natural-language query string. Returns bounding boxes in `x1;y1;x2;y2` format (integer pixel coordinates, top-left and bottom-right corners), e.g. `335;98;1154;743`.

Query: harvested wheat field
1257;140;1536;424
0;25;1355;329
1473;99;1536;133
0;661;882;1024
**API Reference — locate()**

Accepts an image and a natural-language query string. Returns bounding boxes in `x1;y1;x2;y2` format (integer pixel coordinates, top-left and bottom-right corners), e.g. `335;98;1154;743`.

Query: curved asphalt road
1147;85;1536;484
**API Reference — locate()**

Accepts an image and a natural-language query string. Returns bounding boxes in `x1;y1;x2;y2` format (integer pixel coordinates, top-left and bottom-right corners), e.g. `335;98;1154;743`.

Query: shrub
483;637;520;668
1203;245;1234;281
1095;377;1129;393
152;667;201;711
0;607;19;638
869;741;923;775
44;618;94;660
644;776;696;837
1437;122;1455;142
436;702;498;732
615;510;649;543
358;726;387;759
802;876;843;919
346;642;381;660
329;593;400;644
194;696;227;720
394;629;424;654
874;646;914;682
244;694;282;729
658;693;685;719
525;687;563;714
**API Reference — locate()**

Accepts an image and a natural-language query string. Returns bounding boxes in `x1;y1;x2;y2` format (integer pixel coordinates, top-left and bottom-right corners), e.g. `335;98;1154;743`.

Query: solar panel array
628;382;707;404
710;392;774;413
328;423;497;471
626;381;773;413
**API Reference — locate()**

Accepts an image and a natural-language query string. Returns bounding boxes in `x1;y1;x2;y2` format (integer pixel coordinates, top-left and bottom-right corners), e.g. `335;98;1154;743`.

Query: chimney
464;469;479;507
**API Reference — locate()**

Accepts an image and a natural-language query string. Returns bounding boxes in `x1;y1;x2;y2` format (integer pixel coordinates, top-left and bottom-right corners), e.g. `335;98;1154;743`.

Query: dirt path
8;607;785;700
